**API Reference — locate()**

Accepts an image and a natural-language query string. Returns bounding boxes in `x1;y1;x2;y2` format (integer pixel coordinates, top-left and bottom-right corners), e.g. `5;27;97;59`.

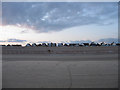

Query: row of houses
1;42;119;47
28;42;120;47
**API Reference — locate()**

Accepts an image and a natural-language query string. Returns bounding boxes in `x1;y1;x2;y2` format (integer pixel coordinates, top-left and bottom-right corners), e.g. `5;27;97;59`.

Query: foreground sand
2;46;118;88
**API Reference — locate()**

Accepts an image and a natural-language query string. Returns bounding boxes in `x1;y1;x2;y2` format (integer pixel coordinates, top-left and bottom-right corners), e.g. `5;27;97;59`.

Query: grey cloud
0;40;6;42
37;41;51;43
36;38;118;44
7;39;27;42
68;38;118;44
69;40;92;43
0;38;117;43
0;39;27;42
2;2;118;32
97;38;118;43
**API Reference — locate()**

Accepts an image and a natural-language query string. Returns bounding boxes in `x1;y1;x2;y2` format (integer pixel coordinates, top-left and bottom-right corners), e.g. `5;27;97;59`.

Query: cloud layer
0;39;27;42
2;2;118;32
0;38;118;44
37;38;118;43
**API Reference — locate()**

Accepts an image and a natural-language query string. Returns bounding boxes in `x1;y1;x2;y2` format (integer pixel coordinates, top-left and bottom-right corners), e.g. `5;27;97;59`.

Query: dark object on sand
116;43;120;46
48;50;51;52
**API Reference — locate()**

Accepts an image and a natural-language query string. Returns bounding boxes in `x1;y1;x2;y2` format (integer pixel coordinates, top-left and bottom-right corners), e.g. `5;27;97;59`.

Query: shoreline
3;54;118;61
2;46;118;55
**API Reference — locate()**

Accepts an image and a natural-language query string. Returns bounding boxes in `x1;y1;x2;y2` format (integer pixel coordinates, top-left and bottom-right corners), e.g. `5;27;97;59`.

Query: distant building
96;43;101;46
32;43;37;47
11;45;22;47
75;43;79;47
110;42;116;46
69;43;79;47
0;45;6;47
116;43;120;46
52;43;57;47
83;43;89;46
79;44;83;46
7;44;11;47
64;43;69;46
90;42;97;46
100;42;107;46
42;43;47;47
58;43;63;47
48;43;56;47
37;44;42;46
48;43;51;47
26;43;31;47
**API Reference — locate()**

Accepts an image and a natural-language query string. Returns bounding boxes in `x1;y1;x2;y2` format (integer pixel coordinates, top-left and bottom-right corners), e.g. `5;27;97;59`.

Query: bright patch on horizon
0;25;36;40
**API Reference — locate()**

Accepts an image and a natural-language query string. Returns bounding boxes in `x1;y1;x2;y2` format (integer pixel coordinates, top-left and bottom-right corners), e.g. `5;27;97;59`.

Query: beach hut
90;42;97;46
42;43;47;47
37;44;42;46
69;43;76;46
96;43;101;46
48;43;52;47
52;43;57;47
11;45;22;47
26;43;31;47
75;43;79;47
0;45;6;47
70;43;79;47
100;42;107;46
58;43;63;47
79;44;83;46
83;43;89;46
110;42;116;46
7;44;11;47
32;43;37;47
64;43;68;46
116;43;120;46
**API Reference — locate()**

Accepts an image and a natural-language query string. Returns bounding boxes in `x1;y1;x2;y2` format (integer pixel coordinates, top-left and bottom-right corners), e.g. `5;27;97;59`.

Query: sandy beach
2;46;118;88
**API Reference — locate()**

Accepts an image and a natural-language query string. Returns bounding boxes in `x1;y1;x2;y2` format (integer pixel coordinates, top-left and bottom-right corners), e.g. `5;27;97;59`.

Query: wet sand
2;46;118;88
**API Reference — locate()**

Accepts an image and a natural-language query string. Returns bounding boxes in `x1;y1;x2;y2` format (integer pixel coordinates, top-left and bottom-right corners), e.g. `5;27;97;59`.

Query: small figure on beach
48;50;51;53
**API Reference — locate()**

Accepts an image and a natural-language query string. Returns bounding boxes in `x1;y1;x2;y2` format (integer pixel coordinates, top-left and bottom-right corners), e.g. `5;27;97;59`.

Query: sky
0;2;118;45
